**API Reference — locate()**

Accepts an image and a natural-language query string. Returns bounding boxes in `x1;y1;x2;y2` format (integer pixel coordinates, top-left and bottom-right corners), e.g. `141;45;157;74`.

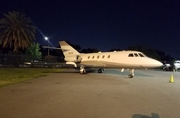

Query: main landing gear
79;66;104;74
80;66;86;74
98;68;104;73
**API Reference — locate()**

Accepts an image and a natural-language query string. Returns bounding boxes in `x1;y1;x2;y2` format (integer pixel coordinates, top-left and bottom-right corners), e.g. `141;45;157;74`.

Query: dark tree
0;11;36;51
24;42;42;62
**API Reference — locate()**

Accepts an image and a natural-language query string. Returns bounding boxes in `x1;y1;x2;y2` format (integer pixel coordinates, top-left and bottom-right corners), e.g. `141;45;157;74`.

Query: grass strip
0;68;64;87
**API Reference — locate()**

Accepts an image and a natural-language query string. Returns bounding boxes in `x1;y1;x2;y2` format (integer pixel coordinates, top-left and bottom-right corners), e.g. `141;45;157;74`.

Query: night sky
0;0;180;58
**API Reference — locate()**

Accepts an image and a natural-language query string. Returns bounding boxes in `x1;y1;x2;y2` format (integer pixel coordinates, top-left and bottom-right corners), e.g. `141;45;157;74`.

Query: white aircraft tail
59;41;81;62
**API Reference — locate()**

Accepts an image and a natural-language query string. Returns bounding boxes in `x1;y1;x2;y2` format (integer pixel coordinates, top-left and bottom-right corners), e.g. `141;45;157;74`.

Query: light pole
45;37;49;56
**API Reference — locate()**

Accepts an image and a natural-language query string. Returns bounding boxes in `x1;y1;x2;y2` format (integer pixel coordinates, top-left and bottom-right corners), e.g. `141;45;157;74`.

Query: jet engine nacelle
64;55;82;62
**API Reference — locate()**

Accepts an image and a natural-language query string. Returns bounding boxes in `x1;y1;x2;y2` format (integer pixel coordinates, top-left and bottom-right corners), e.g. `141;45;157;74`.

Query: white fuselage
74;51;162;69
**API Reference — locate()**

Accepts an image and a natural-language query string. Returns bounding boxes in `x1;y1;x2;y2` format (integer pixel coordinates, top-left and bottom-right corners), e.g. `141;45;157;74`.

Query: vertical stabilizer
59;41;80;57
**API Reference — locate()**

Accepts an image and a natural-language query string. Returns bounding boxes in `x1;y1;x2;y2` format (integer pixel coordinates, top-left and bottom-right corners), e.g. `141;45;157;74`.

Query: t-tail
59;41;81;64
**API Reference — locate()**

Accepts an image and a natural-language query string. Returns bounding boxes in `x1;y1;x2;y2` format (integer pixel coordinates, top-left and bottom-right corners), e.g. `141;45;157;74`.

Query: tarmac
0;69;180;118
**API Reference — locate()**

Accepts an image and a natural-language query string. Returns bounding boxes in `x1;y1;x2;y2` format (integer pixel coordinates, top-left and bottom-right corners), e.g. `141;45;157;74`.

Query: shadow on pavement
132;113;160;118
60;69;97;73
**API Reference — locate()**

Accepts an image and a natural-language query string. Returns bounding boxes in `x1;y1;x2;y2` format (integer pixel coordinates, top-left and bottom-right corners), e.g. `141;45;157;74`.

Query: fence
0;54;64;67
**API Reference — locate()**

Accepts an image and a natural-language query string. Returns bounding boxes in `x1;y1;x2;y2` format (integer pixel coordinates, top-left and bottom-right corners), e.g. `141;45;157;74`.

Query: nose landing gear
128;69;134;78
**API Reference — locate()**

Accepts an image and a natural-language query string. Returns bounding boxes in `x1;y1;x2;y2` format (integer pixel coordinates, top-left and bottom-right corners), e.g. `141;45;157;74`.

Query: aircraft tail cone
169;74;174;83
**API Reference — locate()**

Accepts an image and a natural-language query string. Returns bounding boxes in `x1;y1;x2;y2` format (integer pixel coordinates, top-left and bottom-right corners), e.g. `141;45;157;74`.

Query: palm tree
0;11;36;51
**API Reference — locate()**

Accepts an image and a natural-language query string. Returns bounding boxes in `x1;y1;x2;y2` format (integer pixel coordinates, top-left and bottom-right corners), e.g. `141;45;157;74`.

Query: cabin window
88;56;90;59
128;53;134;57
97;56;99;59
92;56;95;59
108;55;110;58
134;53;138;57
102;55;105;58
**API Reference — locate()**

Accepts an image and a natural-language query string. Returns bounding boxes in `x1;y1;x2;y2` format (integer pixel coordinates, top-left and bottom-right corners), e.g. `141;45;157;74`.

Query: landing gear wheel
128;69;134;78
80;67;86;74
128;74;134;78
98;68;104;73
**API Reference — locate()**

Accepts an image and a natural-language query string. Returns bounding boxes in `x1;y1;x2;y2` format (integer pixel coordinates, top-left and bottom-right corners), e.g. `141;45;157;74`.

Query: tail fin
59;41;80;57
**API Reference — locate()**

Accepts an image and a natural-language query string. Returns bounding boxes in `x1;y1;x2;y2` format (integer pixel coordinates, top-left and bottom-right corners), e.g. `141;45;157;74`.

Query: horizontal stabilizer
43;46;61;50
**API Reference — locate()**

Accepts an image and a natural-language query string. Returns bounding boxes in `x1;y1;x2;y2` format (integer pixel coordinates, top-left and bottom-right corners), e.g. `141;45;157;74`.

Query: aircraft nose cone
154;60;163;67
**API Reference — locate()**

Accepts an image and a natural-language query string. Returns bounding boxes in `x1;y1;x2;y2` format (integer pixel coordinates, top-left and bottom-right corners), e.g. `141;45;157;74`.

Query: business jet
59;41;163;78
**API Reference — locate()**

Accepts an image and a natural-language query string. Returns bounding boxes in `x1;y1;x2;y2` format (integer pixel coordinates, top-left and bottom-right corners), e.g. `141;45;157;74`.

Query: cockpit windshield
134;53;139;57
128;53;146;57
139;53;147;57
128;53;134;57
138;53;144;57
